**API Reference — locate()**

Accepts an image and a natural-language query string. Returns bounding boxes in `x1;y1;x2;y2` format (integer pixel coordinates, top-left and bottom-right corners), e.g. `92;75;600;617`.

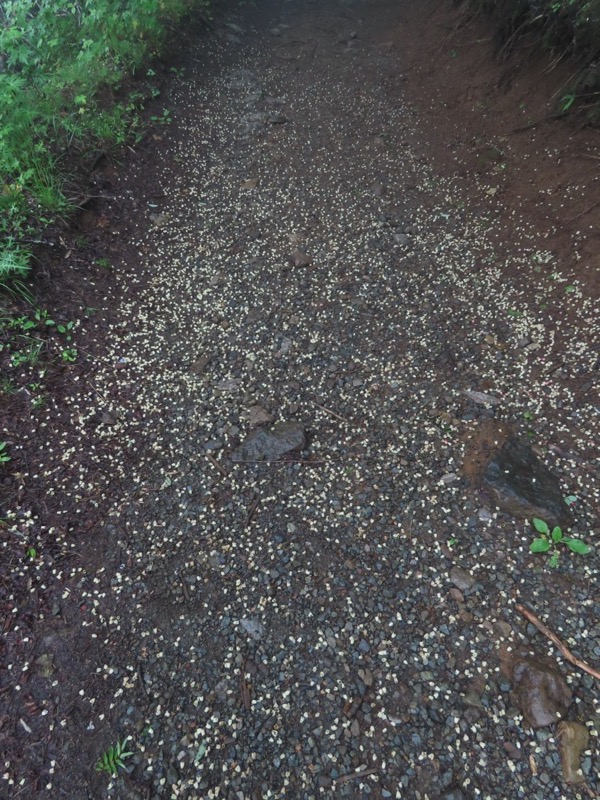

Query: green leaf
565;285;576;293
564;495;577;506
549;552;560;568
551;527;563;542
564;538;590;555
531;538;551;553
532;518;549;535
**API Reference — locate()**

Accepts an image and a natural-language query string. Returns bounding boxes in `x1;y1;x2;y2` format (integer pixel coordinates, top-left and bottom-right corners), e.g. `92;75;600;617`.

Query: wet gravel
2;0;599;798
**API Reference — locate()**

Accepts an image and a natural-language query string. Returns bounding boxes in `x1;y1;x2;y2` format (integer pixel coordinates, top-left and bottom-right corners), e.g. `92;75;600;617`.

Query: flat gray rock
482;436;573;528
231;421;305;462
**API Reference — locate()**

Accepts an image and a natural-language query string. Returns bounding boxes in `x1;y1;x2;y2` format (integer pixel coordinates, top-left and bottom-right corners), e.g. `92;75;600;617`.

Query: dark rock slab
290;248;312;267
231;421;305;462
482;436;573;528
512;653;572;728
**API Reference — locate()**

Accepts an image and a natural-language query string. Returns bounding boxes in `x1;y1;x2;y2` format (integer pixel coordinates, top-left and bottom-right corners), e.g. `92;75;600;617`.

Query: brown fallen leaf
557;720;589;785
240;676;252;711
343;695;364;719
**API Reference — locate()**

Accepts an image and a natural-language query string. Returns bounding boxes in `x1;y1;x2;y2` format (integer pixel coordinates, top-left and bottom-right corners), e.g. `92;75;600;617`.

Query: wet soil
1;1;598;798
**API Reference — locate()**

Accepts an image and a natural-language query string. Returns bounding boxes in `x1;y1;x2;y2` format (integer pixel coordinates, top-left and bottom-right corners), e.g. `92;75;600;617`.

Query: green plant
0;0;212;283
96;258;113;271
61;347;77;363
530;517;590;568
94;737;134;777
10;340;43;368
0;442;10;463
0;375;16;395
57;321;75;340
26;546;37;559
150;108;172;124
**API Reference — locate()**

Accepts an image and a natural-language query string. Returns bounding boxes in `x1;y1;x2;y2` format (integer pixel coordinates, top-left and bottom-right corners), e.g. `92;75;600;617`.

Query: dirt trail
1;1;598;798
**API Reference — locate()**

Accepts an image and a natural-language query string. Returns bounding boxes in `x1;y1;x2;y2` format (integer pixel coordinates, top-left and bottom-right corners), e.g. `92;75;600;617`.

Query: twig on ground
566;200;600;223
311;400;349;423
137;662;148;698
206;453;228;477
245;496;260;526
511;113;562;133
515;604;600;681
334;768;378;785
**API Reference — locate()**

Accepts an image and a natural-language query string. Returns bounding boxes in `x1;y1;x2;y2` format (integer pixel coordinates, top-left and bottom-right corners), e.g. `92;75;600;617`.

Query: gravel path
3;1;598;798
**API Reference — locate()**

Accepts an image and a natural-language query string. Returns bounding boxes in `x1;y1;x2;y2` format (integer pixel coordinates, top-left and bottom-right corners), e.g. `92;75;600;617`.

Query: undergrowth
0;0;212;293
465;0;600;120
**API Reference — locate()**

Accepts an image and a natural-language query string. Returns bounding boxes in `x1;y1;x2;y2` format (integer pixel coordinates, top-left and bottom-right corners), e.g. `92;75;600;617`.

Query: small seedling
26;546;37;559
34;309;55;327
96;258;112;271
61;348;77;363
10;341;43;368
94;737;134;777
565;285;576;294
151;108;172;124
523;410;534;421
0;377;16;395
11;351;29;367
0;442;10;463
57;321;74;340
530;517;590;568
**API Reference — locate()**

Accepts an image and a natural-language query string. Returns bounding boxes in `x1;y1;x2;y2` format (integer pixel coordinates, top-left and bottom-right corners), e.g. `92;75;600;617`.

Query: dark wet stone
190;354;211;375
482;436;573;527
512;654;572;728
231;421;305;462
441;790;467;800
290;248;312;267
449;566;476;592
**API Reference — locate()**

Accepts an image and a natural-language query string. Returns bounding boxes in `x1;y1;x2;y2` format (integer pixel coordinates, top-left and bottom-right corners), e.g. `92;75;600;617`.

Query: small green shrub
94;737;134;778
0;442;11;463
530;517;591;567
467;0;600;119
0;0;212;289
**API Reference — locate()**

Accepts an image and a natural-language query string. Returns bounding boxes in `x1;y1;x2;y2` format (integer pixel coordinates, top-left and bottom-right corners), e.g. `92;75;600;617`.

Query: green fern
94;737;134;778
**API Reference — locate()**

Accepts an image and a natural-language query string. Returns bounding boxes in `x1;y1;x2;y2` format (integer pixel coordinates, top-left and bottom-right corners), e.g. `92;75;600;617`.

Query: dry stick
511;113;562;134
206;453;228;477
334;768;378;785
515;604;600;681
566;200;600;223
311;400;349;423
